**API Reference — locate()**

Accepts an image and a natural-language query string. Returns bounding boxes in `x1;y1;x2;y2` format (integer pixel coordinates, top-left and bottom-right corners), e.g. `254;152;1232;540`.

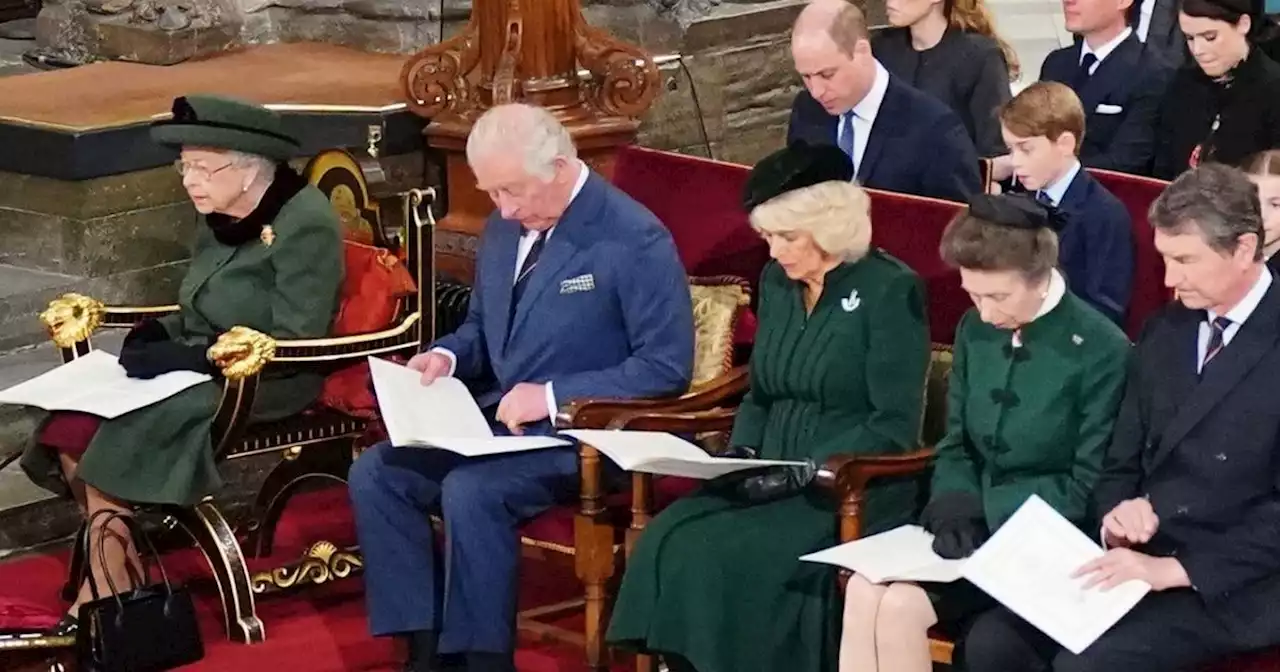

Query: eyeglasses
173;160;234;180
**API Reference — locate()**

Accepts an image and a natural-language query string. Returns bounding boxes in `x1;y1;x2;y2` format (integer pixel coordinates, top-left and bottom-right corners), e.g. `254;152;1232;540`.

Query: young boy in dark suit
999;81;1135;325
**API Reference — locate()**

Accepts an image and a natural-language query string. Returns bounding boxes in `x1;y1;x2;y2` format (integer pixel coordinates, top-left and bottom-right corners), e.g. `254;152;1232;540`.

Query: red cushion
0;596;60;633
519;476;700;549
1086;169;1171;340
866;190;968;344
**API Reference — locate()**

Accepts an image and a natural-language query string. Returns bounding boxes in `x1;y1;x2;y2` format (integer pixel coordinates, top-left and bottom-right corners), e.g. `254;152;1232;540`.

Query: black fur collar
205;163;308;247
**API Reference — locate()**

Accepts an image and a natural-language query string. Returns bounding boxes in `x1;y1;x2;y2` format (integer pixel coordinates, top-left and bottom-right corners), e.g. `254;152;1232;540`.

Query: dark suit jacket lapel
489;222;521;350
1057;168;1090;214
505;174;600;343
1080;37;1141;111
857;79;903;183
1151;278;1280;470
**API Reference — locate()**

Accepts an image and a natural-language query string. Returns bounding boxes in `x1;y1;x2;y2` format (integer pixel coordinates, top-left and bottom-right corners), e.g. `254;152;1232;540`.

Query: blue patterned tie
512;232;545;310
1202;316;1232;370
837;112;856;167
1035;191;1054;207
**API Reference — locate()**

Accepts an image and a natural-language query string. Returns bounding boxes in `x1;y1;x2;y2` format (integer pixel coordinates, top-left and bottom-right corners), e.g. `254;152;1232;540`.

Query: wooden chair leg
243;442;353;558
163;501;265;644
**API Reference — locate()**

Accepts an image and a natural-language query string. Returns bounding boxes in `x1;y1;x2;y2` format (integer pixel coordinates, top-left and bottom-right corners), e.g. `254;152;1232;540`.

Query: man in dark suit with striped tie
964;164;1280;671
347;103;695;672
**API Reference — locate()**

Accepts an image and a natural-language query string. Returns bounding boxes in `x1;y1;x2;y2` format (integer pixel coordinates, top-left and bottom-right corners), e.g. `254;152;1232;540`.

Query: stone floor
0;19;38;78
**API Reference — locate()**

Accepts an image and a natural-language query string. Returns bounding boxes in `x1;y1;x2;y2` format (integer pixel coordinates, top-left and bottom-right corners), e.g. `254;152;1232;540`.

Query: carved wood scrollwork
573;18;661;118
492;0;524;105
400;16;483;120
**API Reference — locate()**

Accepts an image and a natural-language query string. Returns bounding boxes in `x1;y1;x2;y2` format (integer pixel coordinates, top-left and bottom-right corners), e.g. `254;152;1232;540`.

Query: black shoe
45;614;78;637
466;652;516;672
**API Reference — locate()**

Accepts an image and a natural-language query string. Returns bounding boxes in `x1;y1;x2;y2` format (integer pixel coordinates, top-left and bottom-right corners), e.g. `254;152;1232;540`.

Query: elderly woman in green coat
837;194;1130;672
19;95;343;636
605;142;932;672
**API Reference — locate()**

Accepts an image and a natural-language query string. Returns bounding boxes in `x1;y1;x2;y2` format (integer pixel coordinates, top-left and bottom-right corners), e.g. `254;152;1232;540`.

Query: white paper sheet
0;349;212;419
561;429;808;480
959;495;1151;655
799;525;965;584
369;357;571;456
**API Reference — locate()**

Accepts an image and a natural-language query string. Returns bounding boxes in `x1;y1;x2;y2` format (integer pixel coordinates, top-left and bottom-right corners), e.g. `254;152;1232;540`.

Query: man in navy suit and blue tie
347;103;695;672
785;0;982;203
1034;0;1172;175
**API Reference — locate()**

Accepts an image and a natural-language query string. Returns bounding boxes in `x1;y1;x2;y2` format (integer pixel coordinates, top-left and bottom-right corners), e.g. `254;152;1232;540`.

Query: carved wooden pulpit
400;0;661;282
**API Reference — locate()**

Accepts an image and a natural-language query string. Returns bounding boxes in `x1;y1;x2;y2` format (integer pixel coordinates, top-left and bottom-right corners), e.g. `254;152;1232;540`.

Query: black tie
1035;191;1054;208
1073;53;1098;90
512;231;545;311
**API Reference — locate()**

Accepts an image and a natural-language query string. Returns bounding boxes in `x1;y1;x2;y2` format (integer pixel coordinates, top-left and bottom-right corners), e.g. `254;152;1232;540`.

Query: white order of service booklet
0;349;211;419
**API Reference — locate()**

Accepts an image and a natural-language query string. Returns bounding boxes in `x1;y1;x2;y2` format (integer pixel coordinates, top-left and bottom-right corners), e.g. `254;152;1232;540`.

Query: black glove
734;459;817;503
119;340;215;379
920;491;989;559
122;319;170;349
720;445;757;460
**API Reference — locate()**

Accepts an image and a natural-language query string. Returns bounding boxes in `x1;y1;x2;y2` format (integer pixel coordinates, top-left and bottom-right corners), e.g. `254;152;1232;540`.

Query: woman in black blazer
1152;0;1280;179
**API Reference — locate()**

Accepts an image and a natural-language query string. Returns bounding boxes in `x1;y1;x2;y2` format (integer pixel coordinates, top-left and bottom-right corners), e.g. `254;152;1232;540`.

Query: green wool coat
21;178;343;506
931;290;1131;532
607;252;931;672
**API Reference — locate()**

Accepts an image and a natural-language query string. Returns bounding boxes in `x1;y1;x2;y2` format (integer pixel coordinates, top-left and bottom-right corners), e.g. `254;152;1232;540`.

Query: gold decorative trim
249;541;363;594
0;633;75;651
272;312;420;350
209;326;277;381
40;293;106;348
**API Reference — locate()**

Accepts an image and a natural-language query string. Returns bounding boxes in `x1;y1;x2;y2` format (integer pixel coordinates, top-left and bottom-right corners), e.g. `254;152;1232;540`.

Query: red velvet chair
1086;168;1172;339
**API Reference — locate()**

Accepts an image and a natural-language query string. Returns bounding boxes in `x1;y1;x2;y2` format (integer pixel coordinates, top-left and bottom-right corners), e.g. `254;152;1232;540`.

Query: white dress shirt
1012;269;1066;347
1081;27;1133;75
836;59;890;176
434;161;591;421
1195;267;1272;372
1137;0;1156;41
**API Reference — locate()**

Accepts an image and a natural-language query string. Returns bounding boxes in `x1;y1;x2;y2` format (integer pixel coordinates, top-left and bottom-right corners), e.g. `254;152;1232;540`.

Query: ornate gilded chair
508;275;753;670
37;148;437;645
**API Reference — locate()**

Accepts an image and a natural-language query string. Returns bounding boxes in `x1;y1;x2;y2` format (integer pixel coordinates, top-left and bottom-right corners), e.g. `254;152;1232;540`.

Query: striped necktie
512;231;545;310
838;112;856;168
1202;316;1232;369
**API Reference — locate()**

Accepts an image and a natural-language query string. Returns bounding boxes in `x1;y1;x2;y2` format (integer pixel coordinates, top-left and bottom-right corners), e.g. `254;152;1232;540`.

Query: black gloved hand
721;445;757;460
734;459;817;503
122;319;170;349
119;340;215;379
920;491;989;560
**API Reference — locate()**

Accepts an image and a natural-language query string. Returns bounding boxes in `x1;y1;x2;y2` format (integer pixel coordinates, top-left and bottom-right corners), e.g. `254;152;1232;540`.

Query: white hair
750;180;872;262
465;103;577;181
225;150;275;175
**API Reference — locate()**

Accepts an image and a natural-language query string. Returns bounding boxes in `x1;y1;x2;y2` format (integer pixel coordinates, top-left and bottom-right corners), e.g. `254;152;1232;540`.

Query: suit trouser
348;440;580;654
962;589;1246;672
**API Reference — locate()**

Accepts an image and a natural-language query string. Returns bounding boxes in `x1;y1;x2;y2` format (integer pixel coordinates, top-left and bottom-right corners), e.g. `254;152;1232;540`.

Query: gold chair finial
40;293;105;348
208;326;277;381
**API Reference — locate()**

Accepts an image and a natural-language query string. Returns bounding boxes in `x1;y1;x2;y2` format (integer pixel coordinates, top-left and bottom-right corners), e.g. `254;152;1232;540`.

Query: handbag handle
89;510;178;618
82;509;138;604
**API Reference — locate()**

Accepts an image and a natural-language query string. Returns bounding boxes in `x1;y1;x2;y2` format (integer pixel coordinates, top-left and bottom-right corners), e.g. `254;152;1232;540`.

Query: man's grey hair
465;103;578;181
1149;163;1264;260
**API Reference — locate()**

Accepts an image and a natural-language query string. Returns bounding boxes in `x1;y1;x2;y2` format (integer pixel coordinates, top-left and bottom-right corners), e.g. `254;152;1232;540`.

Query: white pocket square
559;274;596;294
1095;104;1123;115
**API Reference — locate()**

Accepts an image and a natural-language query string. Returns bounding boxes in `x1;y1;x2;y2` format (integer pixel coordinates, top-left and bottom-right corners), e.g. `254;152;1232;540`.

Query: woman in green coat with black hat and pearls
606;142;932;672
19;95;343;636
837;194;1130;672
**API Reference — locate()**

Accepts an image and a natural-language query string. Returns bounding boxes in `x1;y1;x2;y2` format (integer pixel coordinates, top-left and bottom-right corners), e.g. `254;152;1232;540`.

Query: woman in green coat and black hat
19;94;343;635
837;194;1130;672
606;142;932;672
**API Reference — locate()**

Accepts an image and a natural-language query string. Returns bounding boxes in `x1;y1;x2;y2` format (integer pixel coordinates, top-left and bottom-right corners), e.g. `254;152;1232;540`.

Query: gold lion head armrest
41;293;180;350
208;327;278;381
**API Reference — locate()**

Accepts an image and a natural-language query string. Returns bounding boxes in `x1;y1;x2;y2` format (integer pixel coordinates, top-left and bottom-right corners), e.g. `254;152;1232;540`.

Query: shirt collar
848;59;890;123
1040;160;1082;206
1082;27;1132;65
1208;265;1273;326
1034;268;1067;321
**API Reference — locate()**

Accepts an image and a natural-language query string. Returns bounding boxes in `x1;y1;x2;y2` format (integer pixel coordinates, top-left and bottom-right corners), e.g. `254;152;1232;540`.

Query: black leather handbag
76;510;204;672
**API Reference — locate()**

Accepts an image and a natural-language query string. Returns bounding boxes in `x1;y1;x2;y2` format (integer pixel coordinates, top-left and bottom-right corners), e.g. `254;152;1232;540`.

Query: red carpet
0;486;631;671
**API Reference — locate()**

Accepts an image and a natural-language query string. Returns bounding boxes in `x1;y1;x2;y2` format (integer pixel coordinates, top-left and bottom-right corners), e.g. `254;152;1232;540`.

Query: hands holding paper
1073;497;1190;593
920;491;990;559
407;351;453;385
406;350;549;435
